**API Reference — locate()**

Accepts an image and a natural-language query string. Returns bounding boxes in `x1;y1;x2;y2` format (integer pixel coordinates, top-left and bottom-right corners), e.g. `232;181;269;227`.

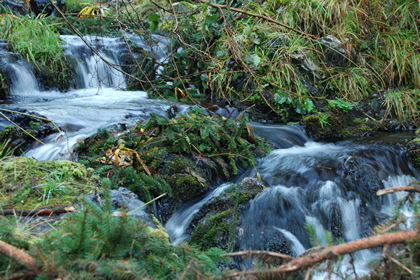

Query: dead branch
4;271;36;280
222;250;293;260
192;0;318;39
0;240;38;272
376;186;420;196
225;230;419;278
4;272;37;280
0;205;75;216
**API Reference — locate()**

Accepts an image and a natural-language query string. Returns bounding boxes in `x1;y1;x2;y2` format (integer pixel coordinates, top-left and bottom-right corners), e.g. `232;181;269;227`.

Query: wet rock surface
0;108;59;156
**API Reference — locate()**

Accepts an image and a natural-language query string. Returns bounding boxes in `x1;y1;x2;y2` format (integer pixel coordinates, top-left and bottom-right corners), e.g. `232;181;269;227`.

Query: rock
1;0;28;15
318;35;354;67
0;108;59;156
29;0;62;16
110;187;156;227
291;51;325;79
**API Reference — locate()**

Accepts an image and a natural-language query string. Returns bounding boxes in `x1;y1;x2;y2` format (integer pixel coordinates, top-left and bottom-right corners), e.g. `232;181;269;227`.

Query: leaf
205;13;218;25
149;13;162;32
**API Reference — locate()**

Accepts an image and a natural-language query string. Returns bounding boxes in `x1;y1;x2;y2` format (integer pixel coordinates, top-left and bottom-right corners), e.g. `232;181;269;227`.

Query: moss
407;138;420;167
189;210;232;251
165;155;209;202
188;179;264;251
0;157;98;209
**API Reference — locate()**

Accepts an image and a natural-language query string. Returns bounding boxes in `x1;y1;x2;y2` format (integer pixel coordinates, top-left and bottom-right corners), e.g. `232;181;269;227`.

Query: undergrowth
0;179;228;279
75;107;271;202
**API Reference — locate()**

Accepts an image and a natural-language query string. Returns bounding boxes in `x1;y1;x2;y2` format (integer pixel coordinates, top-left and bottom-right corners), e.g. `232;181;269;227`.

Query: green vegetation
76;107;271;203
189;179;264;251
0;180;228;279
0;157;98;209
0;14;72;90
0;1;419;279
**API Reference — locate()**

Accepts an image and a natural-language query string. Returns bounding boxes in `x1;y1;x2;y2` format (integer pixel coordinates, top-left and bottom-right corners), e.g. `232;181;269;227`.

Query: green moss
165;155;209;201
0;157;98;209
190;210;232;251
188;179;264;251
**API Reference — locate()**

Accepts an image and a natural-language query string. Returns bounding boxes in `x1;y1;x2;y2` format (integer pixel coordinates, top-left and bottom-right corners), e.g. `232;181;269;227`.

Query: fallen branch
0;205;75;216
0;240;38;272
222;250;293;260
225;230;419;277
4;272;37;280
376;185;420;196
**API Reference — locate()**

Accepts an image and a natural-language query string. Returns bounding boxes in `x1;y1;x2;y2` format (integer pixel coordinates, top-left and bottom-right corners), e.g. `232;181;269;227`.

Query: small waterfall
0;34;179;160
165;135;418;278
274;227;305;256
61;35;127;89
250;122;309;148
165;182;233;245
9;61;40;94
0;40;40;95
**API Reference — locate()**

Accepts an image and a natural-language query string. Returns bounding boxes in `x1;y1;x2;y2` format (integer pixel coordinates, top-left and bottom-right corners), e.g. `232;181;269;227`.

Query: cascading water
1;34;182;160
1;31;418;279
0;40;39;95
61;35;127;89
166;182;233;245
165;129;418;278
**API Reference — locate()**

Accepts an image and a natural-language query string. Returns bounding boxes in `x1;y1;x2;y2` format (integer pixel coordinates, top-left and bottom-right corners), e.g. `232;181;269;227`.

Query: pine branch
224;230;419;277
0;240;38;272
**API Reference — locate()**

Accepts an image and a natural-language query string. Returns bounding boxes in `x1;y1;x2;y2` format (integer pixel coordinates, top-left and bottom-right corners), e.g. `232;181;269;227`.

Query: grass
5;16;63;70
383;89;419;121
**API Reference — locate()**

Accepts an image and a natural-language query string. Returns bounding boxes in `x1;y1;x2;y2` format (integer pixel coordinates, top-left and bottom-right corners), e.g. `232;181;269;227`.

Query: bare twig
222;250;293;260
0;112;45;145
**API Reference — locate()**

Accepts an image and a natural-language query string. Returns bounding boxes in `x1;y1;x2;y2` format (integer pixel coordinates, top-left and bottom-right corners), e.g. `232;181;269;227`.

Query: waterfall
61;35;127;89
165;182;233;245
166;136;418;278
9;61;40;94
0;40;39;95
1;35;179;160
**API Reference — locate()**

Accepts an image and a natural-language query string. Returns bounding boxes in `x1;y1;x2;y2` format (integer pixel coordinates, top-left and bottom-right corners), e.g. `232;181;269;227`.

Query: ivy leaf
149;13;162;32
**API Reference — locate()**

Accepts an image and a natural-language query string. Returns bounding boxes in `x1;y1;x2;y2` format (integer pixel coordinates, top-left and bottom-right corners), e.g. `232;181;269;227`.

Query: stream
1;34;418;278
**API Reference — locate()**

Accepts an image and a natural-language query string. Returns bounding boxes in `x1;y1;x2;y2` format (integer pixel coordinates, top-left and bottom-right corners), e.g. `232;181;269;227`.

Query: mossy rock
407;137;420;167
0;157;98;209
164;155;209;202
303;109;383;139
188;179;264;251
189;210;232;251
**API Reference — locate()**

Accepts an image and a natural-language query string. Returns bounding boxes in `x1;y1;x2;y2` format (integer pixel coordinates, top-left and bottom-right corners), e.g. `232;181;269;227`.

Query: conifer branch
0;240;38;272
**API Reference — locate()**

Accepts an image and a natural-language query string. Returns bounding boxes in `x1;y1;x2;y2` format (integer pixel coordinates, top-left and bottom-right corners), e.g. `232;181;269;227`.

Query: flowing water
166;130;418;278
1;35;183;160
1;34;418;279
